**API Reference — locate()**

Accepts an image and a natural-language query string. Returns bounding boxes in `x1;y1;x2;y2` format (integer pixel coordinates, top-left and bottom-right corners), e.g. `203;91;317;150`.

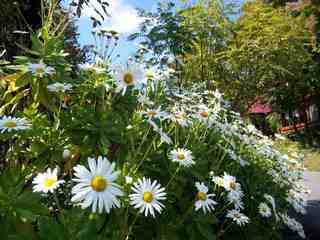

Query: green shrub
0;2;307;240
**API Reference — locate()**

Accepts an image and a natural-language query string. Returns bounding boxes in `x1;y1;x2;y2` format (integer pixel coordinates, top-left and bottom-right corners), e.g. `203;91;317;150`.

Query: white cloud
80;0;144;35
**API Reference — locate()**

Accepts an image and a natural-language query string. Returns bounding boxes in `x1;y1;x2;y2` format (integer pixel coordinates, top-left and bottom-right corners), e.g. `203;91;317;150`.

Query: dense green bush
0;1;308;240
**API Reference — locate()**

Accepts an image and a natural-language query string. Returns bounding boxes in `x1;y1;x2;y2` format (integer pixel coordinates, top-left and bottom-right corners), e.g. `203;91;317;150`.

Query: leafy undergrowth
274;137;320;172
0;2;309;240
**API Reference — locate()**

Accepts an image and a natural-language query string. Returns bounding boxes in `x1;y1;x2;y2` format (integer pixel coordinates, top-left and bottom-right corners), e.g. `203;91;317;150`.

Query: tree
216;1;315;113
179;0;237;88
129;2;195;65
0;0;42;60
129;0;237;88
0;0;88;64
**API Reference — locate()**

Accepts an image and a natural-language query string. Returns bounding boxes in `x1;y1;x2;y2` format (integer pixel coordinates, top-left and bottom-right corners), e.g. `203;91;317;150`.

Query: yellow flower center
147;111;157;117
177;153;185;161
36;67;45;74
56;85;65;92
197;191;207;201
123;73;134;85
229;181;236;190
91;176;108;192
44;178;57;187
217;179;224;187
143;191;153;203
3;121;17;128
175;113;185;120
146;71;154;79
200;111;209;118
234;213;241;219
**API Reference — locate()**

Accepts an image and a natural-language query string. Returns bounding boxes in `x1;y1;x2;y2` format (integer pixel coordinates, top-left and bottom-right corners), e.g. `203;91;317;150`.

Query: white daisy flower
197;104;214;127
32;168;64;193
125;176;133;185
264;194;279;221
28;63;55;78
226;209;250;226
0;116;31;133
157;129;173;145
222;173;241;192
137;94;153;105
78;63;95;71
129;177;166;217
71;156;123;213
170;111;191;127
213;89;222;101
47;82;72;93
212;176;225;187
280;213;305;239
197;104;210;120
113;63;144;95
147;119;159;131
194;182;217;213
169;148;195;167
147;119;173;145
258;202;272;218
227;190;244;210
141;108;168;120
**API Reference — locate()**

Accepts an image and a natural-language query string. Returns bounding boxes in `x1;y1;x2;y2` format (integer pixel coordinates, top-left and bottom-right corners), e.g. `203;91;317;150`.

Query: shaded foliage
0;0;42;61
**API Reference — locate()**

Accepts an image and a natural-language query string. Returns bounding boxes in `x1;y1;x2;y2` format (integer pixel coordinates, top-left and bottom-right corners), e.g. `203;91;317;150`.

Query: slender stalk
217;220;232;238
175;125;178;145
53;192;66;225
183;128;193;147
166;166;181;189
177;203;194;225
132;136;156;174
124;213;139;240
134;126;151;160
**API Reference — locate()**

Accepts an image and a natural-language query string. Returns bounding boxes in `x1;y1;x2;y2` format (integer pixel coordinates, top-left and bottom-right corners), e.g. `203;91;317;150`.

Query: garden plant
0;0;309;239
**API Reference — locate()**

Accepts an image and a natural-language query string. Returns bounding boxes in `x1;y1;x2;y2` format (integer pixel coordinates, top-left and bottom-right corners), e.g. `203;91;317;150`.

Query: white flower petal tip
169;148;195;167
194;182;217;214
226;210;250;226
129;177;166;217
47;83;72;93
28;63;55;78
71;156;123;214
113;63;145;95
32;167;64;193
0;116;31;133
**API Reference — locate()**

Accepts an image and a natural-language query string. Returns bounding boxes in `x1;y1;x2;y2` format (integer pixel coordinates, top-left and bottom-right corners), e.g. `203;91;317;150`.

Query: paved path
300;172;320;240
304;172;320;201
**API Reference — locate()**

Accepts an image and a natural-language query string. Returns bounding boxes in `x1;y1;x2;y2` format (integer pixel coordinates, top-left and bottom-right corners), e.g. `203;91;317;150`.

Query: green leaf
14;191;48;221
196;222;216;240
38;217;68;240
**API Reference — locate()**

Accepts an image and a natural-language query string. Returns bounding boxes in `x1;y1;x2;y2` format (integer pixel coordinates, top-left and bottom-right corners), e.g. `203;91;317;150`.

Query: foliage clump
0;1;309;240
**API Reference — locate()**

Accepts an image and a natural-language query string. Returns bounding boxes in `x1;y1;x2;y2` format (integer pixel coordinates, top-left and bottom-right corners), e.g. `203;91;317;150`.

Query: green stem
53;193;66;225
134;126;151;159
217;221;232;238
177;203;194;225
132;136;156;175
124;213;139;240
166;166;181;189
183;128;192;148
175;125;178;145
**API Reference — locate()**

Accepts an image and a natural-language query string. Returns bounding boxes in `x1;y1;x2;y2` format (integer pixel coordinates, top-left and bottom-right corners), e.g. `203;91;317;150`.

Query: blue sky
73;0;242;62
75;0;161;61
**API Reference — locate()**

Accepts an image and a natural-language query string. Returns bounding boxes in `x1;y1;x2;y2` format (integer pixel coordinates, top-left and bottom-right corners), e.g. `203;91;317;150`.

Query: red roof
248;100;272;114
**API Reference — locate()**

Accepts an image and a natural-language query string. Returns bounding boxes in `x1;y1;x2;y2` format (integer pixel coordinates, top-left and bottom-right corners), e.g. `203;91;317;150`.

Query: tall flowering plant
0;3;308;240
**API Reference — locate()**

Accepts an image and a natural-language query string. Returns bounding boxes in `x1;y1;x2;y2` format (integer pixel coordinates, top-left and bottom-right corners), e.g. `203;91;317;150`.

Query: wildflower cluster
0;42;308;240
